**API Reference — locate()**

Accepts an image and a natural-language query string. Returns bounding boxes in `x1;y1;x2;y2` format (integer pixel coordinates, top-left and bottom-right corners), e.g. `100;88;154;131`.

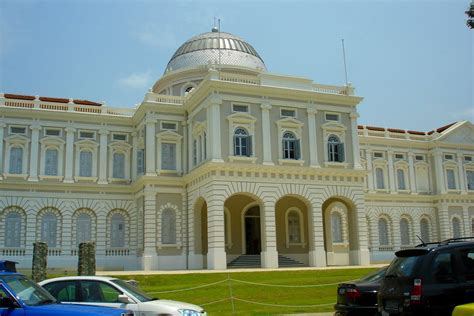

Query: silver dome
165;31;267;73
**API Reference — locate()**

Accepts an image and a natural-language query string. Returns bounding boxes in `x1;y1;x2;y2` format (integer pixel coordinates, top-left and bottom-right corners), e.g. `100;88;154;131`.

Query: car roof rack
439;236;474;246
0;260;18;273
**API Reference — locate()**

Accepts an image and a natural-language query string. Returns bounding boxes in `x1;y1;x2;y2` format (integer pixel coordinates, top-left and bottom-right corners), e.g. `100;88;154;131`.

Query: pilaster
308;203;326;267
261;101;274;165
0;122;5;179
462;205;470;236
261;198;278;268
63;127;76;183
350;112;363;169
387;150;396;193
97;129;109;184
433;150;446;194
352;202;370;265
142;189;158;270
437;204;450;240
365;149;375;193
208;96;223;162
307;105;320;168
131;132;138;180
407;152;417;194
28;124;41;182
206;196;226;270
145;117;157;176
457;153;467;194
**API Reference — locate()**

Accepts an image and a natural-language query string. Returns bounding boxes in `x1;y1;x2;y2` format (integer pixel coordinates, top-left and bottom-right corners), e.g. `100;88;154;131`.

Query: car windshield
386;256;419;277
111;279;153;302
359;266;388;282
1;275;57;306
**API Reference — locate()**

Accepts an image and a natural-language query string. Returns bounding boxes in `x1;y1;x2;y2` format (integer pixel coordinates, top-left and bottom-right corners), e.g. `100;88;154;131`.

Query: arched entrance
244;206;261;254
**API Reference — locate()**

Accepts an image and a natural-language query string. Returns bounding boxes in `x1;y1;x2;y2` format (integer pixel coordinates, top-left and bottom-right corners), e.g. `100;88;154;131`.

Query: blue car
0;260;134;316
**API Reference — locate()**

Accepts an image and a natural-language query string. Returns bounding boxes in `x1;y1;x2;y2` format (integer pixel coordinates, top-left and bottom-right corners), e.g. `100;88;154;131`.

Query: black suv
378;237;474;316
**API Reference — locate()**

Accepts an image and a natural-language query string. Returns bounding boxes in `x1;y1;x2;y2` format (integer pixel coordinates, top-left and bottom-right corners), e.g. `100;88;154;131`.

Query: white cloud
450;106;474;122
118;71;152;89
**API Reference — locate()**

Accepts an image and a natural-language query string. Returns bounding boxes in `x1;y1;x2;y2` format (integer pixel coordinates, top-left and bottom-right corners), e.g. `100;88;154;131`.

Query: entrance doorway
244;206;261;254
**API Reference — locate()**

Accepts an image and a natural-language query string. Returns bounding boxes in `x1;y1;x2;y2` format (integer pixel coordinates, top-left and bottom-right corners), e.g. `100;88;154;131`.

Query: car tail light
410;278;422;304
345;287;361;301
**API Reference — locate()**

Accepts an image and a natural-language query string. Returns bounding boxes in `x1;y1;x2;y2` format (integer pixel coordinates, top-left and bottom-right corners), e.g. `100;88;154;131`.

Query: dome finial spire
212;16;219;32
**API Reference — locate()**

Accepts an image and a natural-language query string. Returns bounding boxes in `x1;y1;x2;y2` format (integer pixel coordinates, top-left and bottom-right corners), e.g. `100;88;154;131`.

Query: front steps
227;254;305;268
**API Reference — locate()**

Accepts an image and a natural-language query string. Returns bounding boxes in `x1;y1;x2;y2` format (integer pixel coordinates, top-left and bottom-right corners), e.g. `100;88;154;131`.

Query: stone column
182;122;188;173
392;215;401;251
351;202;371;265
187;119;193;169
207;96;223;162
28;124;41;182
261;198;278;268
365;149;375;193
63;127;76;183
142;189;158;270
206;195;226;270
145;118;157;175
307;105;320;168
408;152;417;194
387;150;396;193
462;206;470;236
350;112;363;169
368;216;379;252
438;204;450;240
308;203;327;267
261;101;273;165
98;129;109;184
0;122;5;179
457;153;467;194
131;132;138;180
433;150;446;194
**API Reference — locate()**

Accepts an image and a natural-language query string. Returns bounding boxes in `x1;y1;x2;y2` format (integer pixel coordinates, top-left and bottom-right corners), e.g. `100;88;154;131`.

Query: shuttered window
287;211;301;243
5;212;21;248
161;209;176;244
378;218;389;246
331;212;343;243
9;147;23;174
113;153;125;178
397;169;406;190
420;218;430;242
452;217;462;238
45;148;58;176
328;135;344;162
76;213;92;245
161;143;177;170
137;149;145;175
41;213;58;248
110;214;125;248
234;128;252;157
282;132;300;160
376;168;385;189
400;218;410;245
79;151;93;177
447;169;456;190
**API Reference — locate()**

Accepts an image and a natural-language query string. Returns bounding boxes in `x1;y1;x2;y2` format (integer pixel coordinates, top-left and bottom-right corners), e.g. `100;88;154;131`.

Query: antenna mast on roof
218;18;221;69
341;39;349;87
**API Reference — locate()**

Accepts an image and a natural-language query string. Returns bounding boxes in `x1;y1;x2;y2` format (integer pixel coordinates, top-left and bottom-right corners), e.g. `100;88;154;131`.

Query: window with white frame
415;155;425;161
45;128;61;137
325;113;340;122
79;130;96;139
395;153;405;160
376;168;385;189
9;147;23;174
108;141;131;180
137;149;145;175
328;135;344;162
192;123;206;166
444;154;454;160
75;139;98;180
5;212;22;248
420;218;430;242
446;169;456;190
400;218;410;245
161;209;176;244
467;170;474;190
452;217;462;238
378;218;389;246
110;213;125;248
193;139;197;165
112;133;128;142
373;152;384;158
113;152;125;178
41;212;58;248
280;108;296;118
76;213;92;245
287;210;301;243
465;156;473;162
79;151;93;177
233;128;252;157
397;169;406;190
282;131;300;160
161;122;177;131
40;137;64;178
331;212;343;243
9;126;26;135
157;131;182;172
232;104;249;113
161;143;177;170
44;148;59;176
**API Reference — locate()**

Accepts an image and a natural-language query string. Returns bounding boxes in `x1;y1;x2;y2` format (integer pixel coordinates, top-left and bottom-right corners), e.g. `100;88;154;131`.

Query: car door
0;283;25;316
41;280;77;304
457;246;474;305
77;280;138;313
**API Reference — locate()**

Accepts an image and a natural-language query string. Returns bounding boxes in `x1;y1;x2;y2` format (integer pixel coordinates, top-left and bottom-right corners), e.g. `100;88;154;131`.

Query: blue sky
0;0;472;131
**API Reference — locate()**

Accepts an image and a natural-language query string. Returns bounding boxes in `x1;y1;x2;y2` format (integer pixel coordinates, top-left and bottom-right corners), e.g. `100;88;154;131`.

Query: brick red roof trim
39;96;69;103
73;99;101;106
387;128;405;134
4;93;35;100
407;130;426;135
366;126;385;132
3;93;102;107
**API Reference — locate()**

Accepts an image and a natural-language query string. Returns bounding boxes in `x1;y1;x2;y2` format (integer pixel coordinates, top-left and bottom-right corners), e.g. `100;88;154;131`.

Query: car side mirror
118;294;133;304
0;297;19;309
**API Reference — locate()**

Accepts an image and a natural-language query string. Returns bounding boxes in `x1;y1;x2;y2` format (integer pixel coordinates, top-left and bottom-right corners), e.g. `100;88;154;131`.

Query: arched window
287;210;301;243
184;86;194;95
400;218;410;245
41;213;58;248
331;212;343;243
420;218;430;242
112;152;125;178
328;135;344;162
376;168;385;189
110;213;125;248
9;147;23;174
397;169;406;190
378;218;389;246
282;132;300;160
452;217;462;238
79;151;93;177
161;209;176;244
471;218;474;236
5;212;22;247
234;128;251;157
44;148;59;176
76;213;92;245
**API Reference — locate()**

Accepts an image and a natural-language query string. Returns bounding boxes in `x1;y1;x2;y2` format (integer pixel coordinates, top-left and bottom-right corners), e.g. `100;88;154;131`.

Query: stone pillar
392;215;401;251
408;152;417;194
145;118;157;176
206;196;226;270
182;122;188;173
63;127;75;183
433;151;446;194
351;203;371;265
438;204;450;240
308;203;327;267
462;206;470;236
98;129;109;184
28;124;41;182
368;216;379;251
131;132;138;180
0;122;5;179
387;150;396;193
261;101;273;165
350;112;363;169
457;153;467;194
187;119;193;169
261;199;278;268
207;96;223;162
307;105;320;168
142;189;158;270
365;149;375;193
32;242;48;282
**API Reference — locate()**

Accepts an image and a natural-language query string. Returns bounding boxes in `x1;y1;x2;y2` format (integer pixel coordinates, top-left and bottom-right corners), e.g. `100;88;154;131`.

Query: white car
39;276;207;316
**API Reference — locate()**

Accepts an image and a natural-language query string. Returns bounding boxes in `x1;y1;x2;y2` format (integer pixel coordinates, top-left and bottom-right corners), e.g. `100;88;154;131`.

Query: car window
80;281;121;303
431;252;457;283
386;256;418;277
43;281;76;301
0;284;15;309
359;267;387;282
459;248;474;281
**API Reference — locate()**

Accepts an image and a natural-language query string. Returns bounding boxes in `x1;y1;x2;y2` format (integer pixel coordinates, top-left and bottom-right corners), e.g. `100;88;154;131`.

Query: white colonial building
1;28;473;270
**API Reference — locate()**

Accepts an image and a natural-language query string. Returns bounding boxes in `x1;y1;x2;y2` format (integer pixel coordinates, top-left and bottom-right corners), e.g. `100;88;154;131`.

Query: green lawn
110;268;379;316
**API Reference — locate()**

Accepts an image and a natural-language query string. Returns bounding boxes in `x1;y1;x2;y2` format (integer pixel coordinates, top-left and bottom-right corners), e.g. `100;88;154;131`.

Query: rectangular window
161;143;177;170
373;152;384;158
113;153;125;178
325;113;340;122
45;128;61;137
467;170;474;190
232;104;249;113
465;156;473;162
79;151;93;177
444;154;454;160
9;126;26;135
193;139;197;166
44;149;58;176
9;147;23;174
415;155;424;161
280;108;296;118
161;122;177;131
112;133;127;141
397;169;406;190
446;169;456;190
79;131;96;139
376;168;385;189
395;154;405;160
137;149;145;175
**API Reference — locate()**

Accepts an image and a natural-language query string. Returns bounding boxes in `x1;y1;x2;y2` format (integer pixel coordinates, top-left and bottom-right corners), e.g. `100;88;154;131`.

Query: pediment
156;130;183;140
226;112;256;123
75;139;98;147
437;121;474;145
5;134;30;144
276;117;304;127
40;136;65;145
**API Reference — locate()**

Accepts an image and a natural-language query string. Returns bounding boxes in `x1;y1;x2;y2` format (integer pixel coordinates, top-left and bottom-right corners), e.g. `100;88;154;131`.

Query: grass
108;268;379;316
